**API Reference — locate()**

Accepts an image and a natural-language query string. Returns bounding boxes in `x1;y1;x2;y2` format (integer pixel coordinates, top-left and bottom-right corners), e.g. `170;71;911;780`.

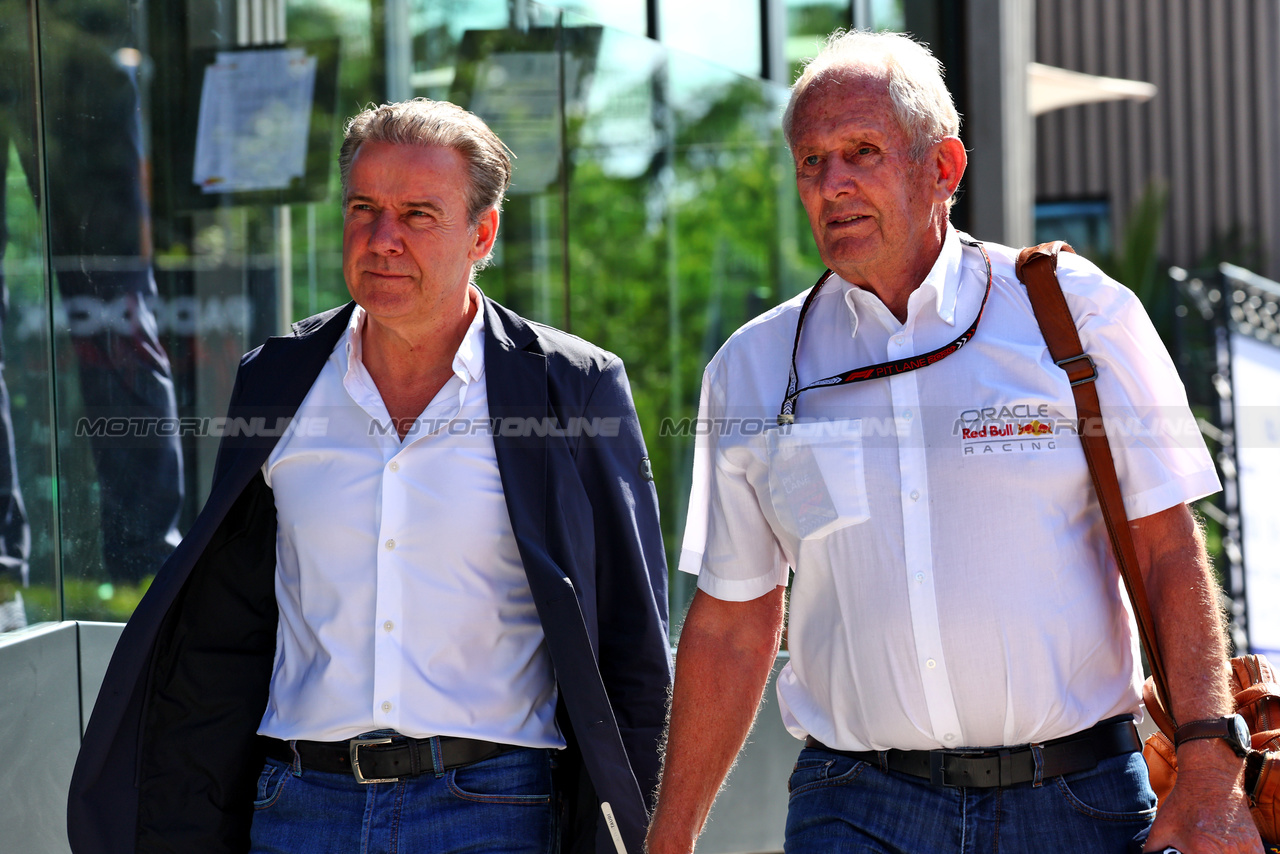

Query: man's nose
819;156;856;200
369;212;404;253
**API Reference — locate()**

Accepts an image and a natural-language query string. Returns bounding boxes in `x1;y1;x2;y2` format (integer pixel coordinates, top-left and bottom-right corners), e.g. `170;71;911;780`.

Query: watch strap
1174;715;1248;755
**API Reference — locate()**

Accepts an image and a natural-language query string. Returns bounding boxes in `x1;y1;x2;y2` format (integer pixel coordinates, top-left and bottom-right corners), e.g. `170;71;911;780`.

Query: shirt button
944;733;957;742
903;409;913;421
388;460;399;472
909;490;920;502
381;701;392;713
926;658;937;669
892;334;905;346
385;539;396;550
383;620;394;632
915;572;925;583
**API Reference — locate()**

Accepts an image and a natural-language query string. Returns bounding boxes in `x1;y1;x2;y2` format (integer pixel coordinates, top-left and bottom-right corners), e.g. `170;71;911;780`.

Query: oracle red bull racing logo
956;404;1066;455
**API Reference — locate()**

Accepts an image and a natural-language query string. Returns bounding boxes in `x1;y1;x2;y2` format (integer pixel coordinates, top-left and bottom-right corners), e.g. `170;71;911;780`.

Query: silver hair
339;99;512;270
782;30;961;162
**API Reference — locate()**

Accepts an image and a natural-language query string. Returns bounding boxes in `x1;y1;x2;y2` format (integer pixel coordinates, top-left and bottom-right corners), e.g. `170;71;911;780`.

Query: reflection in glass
529;0;646;38
1;0;53;629
3;0;829;631
556;19;824;615
657;0;763;79
33;0;184;615
786;0;851;80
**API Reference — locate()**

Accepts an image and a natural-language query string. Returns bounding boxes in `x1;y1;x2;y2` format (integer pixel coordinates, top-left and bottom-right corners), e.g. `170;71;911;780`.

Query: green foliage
1199;224;1267;273
19;576;152;624
1097;181;1168;311
563;74;822;576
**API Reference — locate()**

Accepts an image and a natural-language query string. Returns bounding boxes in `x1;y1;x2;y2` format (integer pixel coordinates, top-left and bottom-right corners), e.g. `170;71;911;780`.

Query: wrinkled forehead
790;68;902;148
796;63;891;113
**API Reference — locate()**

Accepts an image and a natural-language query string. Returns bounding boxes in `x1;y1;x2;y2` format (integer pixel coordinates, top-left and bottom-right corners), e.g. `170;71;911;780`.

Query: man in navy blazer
67;99;671;854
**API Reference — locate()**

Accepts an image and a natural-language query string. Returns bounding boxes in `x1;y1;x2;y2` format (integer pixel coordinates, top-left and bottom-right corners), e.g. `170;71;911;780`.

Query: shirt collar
339;294;488;386
452;294;486;383
839;223;965;337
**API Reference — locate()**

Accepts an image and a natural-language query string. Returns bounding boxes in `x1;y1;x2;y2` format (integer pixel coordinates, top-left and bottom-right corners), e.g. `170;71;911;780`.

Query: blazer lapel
208;302;356;509
483;297;552;564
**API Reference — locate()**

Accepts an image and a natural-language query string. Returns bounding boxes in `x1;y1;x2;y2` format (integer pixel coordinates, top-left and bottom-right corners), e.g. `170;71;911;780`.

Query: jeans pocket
446;748;553;805
787;752;867;798
253;758;290;810
1050;752;1158;821
766;420;870;541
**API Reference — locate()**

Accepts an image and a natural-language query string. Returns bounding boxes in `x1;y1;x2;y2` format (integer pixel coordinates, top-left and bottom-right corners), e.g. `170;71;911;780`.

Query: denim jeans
249;745;558;854
785;744;1156;853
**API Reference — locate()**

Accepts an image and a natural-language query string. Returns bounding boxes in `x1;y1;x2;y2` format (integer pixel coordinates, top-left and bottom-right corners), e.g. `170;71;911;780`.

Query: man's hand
644;586;786;854
1143;739;1259;852
1133;505;1262;853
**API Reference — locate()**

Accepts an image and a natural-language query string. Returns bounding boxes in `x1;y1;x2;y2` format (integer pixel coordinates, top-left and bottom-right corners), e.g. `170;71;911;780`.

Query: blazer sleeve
572;356;673;804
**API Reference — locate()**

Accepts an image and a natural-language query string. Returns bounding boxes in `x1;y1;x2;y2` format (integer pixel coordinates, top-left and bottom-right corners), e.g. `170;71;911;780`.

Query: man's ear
470;207;500;261
932;136;967;202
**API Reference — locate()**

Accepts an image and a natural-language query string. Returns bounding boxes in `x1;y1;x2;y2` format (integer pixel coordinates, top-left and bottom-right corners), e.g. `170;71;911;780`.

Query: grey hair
339;98;512;227
783;30;961;162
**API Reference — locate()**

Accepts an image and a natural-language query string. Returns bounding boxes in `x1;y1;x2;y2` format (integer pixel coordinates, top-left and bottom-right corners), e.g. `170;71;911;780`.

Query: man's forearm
1133;504;1260;852
1138;504;1232;724
645;586;786;854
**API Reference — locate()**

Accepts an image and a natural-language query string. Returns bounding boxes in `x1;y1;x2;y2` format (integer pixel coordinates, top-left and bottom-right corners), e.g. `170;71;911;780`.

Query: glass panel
443;2;570;325
868;0;905;31
657;0;763;79
30;0;380;619
786;0;851;79
0;1;57;631
558;16;823;617
26;0;818;629
533;0;647;38
33;0;187;618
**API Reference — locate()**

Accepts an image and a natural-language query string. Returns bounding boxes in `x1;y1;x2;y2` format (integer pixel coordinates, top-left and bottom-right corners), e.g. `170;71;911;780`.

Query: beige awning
1028;62;1157;115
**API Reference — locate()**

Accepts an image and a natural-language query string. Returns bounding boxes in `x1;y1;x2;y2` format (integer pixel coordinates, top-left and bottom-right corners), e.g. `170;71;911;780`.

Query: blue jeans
249;745;558;854
785;745;1156;852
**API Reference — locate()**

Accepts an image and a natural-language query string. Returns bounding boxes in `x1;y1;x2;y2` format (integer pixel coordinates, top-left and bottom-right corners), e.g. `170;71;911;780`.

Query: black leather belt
264;734;515;784
804;716;1141;788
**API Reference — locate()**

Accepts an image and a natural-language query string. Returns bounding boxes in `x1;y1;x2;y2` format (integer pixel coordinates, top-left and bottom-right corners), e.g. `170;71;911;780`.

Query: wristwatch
1173;713;1251;757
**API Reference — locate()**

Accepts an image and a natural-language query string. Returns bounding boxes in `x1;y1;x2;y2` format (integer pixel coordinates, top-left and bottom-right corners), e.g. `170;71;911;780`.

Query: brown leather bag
1143;655;1280;836
1016;241;1280;847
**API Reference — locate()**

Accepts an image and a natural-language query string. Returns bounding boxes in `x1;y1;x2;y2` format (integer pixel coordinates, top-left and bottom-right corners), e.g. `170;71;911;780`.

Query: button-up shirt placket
889;327;964;745
355;347;472;733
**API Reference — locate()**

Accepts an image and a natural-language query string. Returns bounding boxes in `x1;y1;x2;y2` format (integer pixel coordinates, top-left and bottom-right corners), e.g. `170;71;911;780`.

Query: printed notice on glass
469;52;588;194
193;48;317;193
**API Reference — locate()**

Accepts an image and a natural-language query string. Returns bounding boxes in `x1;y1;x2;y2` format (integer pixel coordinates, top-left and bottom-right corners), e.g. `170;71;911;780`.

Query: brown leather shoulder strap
1015;241;1175;722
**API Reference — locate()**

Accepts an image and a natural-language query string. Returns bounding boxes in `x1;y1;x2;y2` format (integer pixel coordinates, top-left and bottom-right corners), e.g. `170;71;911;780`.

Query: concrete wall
0;622;123;854
1;626;793;854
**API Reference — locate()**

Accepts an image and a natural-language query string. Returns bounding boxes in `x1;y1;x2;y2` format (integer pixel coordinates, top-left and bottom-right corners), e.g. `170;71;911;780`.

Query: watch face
1230;714;1251;752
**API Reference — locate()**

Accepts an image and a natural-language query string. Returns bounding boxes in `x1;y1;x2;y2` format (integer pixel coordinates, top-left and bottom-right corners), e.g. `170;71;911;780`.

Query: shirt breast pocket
766;420;870;541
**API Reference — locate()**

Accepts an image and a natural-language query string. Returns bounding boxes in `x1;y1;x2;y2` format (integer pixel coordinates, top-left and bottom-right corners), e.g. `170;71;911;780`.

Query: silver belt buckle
349;735;396;784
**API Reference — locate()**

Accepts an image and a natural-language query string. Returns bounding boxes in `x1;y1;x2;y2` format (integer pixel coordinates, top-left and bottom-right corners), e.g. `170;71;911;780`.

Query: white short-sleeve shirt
679;226;1220;752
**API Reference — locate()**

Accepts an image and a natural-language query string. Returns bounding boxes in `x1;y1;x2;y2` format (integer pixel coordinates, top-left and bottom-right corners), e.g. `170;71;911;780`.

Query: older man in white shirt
646;30;1259;854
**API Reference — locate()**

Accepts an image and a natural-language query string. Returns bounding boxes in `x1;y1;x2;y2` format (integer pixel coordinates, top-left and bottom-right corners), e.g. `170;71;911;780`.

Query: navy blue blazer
67;296;672;854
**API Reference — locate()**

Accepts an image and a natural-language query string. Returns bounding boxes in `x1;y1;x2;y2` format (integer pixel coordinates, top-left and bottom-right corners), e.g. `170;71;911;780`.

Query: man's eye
856;146;875;156
804;154;821;166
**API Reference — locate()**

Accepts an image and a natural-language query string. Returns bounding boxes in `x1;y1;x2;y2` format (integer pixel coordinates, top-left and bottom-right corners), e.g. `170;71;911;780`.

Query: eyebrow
346;193;447;214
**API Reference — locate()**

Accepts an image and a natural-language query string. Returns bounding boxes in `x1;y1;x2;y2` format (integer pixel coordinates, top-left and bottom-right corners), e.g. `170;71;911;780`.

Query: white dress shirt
679;226;1220;752
258;302;563;748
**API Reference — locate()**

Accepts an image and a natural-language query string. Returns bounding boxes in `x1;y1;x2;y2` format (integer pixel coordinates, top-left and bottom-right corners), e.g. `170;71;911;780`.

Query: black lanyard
778;234;993;425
